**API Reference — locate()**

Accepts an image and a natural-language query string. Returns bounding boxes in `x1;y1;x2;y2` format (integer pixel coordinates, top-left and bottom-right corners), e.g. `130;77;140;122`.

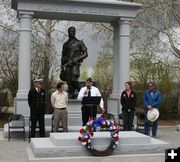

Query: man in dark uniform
28;79;46;137
60;26;88;98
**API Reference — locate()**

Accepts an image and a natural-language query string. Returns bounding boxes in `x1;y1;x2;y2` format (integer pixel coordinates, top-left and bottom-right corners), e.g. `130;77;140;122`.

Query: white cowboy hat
147;108;159;122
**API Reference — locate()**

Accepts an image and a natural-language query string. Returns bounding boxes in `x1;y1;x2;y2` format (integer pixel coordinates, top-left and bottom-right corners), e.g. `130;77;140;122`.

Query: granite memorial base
30;131;169;158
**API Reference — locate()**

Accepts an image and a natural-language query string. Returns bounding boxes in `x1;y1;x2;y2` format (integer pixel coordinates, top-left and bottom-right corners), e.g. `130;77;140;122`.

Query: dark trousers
144;110;158;136
122;110;135;131
81;106;97;126
30;113;45;137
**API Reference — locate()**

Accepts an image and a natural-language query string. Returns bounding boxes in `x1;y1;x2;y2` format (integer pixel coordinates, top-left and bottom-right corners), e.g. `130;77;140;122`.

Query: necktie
88;89;91;97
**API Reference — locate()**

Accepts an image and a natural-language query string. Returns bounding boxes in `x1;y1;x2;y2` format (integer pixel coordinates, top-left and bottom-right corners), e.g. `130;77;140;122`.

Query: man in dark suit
28;79;46;137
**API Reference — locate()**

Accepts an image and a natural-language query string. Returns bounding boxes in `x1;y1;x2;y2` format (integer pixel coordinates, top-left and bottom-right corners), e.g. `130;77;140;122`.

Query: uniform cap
33;79;43;83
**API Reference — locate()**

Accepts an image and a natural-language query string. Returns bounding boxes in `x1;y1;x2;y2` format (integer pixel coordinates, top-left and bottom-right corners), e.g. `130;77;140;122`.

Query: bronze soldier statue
60;26;88;98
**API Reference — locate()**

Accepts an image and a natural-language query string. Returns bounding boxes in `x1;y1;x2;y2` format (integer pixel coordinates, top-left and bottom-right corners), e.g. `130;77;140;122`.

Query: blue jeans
144;110;158;136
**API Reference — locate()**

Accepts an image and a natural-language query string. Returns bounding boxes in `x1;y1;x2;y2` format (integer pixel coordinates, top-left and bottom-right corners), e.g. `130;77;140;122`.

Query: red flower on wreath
78;116;120;148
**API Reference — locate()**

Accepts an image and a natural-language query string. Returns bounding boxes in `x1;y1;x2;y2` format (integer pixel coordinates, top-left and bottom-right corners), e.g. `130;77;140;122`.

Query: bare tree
31;19;65;113
92;49;113;108
79;63;89;81
128;0;180;58
0;29;18;98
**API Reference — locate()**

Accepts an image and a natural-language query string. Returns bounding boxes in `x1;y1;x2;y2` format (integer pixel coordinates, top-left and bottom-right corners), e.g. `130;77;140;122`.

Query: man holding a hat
143;82;162;137
28;79;46;138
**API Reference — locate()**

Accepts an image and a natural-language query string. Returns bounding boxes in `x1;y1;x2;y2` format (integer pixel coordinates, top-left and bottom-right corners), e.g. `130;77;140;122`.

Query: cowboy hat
147;108;159;122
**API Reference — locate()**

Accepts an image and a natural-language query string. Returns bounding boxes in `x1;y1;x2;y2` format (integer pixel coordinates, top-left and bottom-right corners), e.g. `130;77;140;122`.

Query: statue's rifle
56;41;86;72
56;60;73;72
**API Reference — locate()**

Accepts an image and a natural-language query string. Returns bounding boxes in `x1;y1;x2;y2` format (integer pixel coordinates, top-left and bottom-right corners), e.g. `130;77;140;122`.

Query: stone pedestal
30;131;169;158
107;96;121;122
67;99;82;127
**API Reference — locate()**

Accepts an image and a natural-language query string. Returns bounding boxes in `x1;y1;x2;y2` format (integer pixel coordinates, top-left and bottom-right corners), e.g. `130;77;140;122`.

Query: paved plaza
0;126;179;162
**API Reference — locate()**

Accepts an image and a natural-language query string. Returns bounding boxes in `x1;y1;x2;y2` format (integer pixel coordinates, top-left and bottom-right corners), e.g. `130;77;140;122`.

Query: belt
55;108;66;110
83;104;96;107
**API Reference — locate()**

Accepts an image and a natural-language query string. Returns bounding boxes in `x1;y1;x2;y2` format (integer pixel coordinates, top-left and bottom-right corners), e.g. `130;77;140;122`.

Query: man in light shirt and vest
78;77;105;126
51;82;68;132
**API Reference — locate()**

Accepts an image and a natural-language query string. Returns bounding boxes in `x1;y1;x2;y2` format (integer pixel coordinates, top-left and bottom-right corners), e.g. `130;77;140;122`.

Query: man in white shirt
77;77;105;126
51;82;68;132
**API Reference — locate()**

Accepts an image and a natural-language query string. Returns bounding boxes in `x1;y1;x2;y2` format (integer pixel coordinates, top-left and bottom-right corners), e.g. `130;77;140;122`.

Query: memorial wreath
78;115;119;156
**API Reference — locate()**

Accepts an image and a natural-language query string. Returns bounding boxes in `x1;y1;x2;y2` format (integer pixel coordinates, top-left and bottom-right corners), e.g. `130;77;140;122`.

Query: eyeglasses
148;85;153;88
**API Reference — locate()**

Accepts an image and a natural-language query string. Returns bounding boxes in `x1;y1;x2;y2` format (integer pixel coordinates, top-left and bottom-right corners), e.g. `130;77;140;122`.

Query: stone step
68;117;82;126
176;125;180;132
67;100;82;112
23;114;53;126
67;107;81;112
40;113;82;126
30;131;169;158
49;131;151;146
7;113;82;127
3;123;81;138
68;99;81;104
68;113;81;116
